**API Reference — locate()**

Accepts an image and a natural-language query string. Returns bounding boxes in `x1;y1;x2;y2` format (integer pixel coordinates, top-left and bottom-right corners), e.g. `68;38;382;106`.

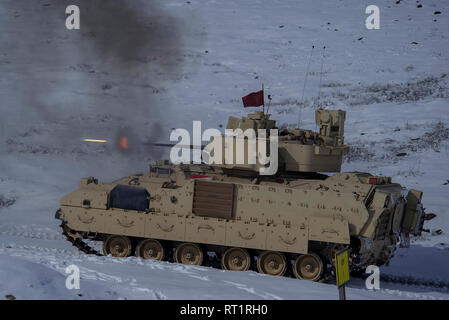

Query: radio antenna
297;45;315;128
316;46;326;109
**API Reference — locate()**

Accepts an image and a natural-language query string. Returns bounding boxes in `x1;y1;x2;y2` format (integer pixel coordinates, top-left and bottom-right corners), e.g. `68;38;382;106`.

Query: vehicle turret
204;109;349;174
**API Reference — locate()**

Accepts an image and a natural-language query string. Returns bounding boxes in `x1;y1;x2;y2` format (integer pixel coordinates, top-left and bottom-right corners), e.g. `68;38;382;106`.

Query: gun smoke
0;0;184;161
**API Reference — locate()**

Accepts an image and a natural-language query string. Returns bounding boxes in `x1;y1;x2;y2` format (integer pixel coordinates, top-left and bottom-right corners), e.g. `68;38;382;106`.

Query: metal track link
60;223;103;256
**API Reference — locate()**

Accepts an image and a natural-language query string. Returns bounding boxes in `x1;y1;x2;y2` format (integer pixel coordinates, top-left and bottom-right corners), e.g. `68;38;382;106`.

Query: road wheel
257;251;287;276
136;239;164;261
221;247;251;271
293;253;323;281
103;235;132;257
174;243;203;266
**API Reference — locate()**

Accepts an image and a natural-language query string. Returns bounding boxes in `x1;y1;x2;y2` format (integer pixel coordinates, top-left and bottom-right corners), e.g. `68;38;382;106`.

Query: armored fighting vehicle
55;109;435;281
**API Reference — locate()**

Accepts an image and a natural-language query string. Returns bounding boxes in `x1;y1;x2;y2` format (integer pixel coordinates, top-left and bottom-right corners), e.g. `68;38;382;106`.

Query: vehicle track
61;222;102;256
59;216;449;293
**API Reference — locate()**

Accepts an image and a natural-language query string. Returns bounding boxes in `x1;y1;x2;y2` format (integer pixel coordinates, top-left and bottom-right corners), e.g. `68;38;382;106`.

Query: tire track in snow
222;280;282;300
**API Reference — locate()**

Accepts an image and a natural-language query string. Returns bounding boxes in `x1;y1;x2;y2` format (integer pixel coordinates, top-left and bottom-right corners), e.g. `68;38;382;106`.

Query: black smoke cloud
0;0;184;159
65;0;182;71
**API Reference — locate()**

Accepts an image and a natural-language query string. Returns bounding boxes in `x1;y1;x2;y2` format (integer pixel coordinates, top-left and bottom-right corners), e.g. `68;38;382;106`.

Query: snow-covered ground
0;0;448;299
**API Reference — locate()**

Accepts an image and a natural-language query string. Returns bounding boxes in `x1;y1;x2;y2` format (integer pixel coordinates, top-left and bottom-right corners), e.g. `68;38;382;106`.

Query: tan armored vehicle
56;109;435;281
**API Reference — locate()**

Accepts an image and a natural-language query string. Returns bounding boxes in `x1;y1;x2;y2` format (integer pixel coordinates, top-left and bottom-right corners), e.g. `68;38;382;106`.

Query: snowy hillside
0;0;448;300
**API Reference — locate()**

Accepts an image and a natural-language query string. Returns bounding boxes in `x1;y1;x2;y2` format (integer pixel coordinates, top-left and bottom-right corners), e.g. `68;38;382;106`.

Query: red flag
242;90;264;107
